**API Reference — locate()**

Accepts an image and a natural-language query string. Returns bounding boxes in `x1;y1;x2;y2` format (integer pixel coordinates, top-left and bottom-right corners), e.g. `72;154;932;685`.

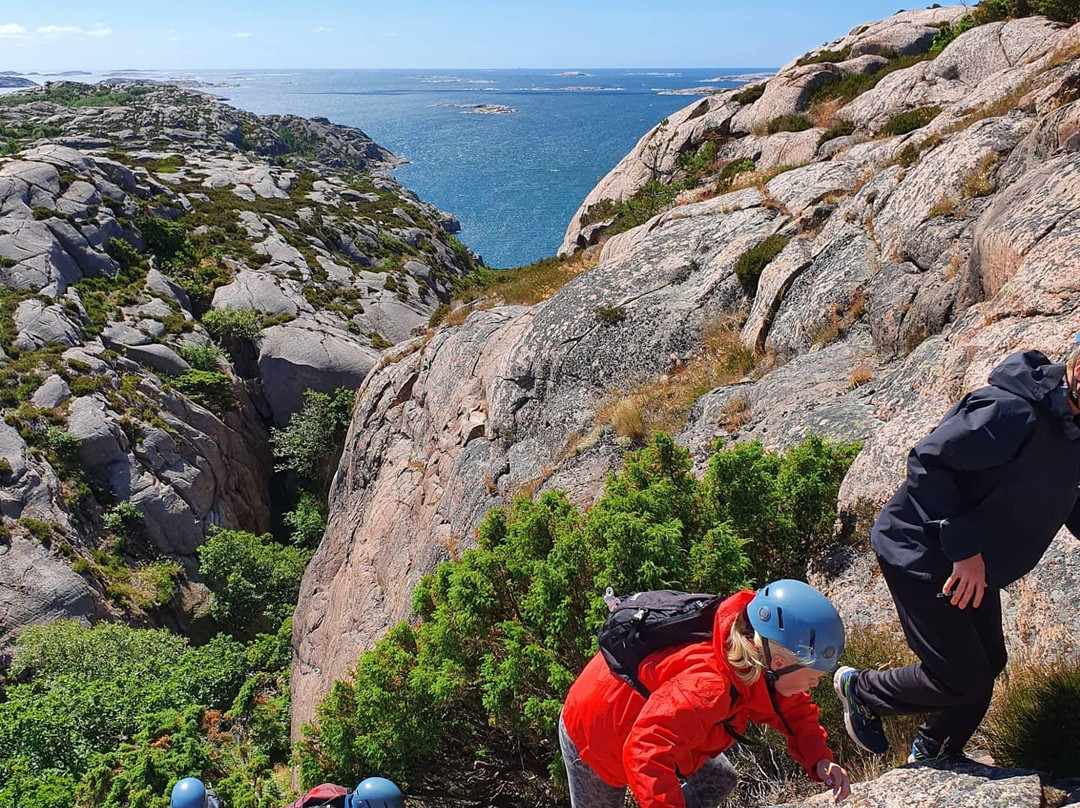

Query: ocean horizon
7;67;776;267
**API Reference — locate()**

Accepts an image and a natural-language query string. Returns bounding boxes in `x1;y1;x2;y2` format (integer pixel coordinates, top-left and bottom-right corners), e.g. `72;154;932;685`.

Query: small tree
197;528;310;636
270;387;355;488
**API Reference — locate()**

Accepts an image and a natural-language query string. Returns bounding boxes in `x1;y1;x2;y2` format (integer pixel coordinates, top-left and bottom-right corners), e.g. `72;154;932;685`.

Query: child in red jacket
560;580;851;808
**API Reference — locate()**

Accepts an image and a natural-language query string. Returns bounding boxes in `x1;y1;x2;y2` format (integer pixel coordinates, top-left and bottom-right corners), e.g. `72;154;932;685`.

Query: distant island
657;86;720;96
433;102;516;115
0;76;36;88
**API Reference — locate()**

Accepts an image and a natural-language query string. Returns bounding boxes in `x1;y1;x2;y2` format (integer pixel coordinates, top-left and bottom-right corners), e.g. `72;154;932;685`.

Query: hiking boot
833;666;889;755
907;734;942;763
907;735;972;765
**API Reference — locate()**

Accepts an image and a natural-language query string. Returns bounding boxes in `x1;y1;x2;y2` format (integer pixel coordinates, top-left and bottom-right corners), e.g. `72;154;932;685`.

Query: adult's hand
815;759;852;803
944;553;986;609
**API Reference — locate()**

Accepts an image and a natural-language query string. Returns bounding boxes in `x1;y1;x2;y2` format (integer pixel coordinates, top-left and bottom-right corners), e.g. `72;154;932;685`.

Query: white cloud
314;26;333;32
231;31;252;38
0;23;26;38
381;31;398;38
169;35;182;42
85;26;112;38
36;25;81;36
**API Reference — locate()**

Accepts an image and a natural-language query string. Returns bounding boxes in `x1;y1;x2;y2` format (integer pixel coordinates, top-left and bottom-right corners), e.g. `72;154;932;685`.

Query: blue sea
18;68;774;267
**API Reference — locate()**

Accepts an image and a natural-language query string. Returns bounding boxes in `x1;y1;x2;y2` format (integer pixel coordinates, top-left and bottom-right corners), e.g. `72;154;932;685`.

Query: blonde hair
726;616;806;686
726;616;766;686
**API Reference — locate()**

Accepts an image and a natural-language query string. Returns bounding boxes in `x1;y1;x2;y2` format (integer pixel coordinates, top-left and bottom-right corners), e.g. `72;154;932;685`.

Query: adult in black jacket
833;347;1080;762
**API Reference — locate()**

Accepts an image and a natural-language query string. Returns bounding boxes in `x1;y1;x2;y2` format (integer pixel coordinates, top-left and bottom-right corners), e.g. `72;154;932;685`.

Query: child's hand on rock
815;759;851;803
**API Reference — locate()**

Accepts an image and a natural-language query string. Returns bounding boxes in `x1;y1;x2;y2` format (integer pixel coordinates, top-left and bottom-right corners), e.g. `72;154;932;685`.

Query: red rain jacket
561;590;833;808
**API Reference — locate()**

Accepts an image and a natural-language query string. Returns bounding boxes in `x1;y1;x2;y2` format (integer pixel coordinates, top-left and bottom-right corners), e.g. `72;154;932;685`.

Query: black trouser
856;557;1007;755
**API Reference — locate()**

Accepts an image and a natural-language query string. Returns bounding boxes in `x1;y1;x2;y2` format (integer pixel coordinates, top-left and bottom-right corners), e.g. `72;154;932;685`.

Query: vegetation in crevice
734;234;791;295
597;318;759;443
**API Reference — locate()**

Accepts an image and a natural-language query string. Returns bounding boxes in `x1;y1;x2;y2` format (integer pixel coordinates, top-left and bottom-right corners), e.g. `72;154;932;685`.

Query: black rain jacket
871;351;1080;588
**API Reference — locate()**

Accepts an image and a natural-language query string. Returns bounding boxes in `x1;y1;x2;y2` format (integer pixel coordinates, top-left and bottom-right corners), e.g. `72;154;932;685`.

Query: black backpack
596;588;793;739
597;589;722;698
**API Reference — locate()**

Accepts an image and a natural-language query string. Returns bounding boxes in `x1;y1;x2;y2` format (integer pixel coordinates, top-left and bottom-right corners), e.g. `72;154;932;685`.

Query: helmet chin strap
761;637;805;685
759;637;798;737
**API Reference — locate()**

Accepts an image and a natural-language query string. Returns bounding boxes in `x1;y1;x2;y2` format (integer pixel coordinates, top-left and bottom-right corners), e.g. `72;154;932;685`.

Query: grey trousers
558;716;737;808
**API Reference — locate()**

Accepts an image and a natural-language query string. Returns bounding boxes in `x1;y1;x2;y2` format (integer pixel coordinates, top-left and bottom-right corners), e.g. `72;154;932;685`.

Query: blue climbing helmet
346;777;405;808
747;579;844;676
170;778;207;808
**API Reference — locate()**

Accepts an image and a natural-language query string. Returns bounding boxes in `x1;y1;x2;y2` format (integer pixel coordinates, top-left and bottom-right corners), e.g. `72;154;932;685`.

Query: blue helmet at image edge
170;777;207;808
346;777;405;808
747;579;845;672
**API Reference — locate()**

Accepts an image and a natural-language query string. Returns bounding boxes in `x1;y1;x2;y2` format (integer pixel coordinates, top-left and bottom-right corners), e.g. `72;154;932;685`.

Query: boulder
211;269;311;316
256;321;378;425
730;65;841;136
145;267;192;311
970;151;1080;299
765;760;1045;808
116;342;191;376
927;18;1064;87
30;374;72;409
12;298;82;351
0;534;107;651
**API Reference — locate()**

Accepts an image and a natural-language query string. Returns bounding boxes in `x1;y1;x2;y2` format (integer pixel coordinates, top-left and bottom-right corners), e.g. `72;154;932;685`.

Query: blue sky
2;1;937;71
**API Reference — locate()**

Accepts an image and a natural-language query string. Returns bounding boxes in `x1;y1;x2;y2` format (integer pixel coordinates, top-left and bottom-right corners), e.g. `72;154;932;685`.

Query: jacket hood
711;590;756;686
988;350;1065;404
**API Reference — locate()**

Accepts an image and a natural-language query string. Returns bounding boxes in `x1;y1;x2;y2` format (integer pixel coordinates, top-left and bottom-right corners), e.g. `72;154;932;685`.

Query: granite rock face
766;761;1056;808
292;8;1080;740
0;83;473;650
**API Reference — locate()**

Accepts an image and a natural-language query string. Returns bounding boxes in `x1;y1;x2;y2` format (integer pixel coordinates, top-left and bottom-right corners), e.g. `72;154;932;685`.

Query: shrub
973;0;1014;21
0;619;290;807
19;517;55;544
137;216;194;269
797;45;852;66
197;528;311;635
105;237;142;272
931;14;976;51
369;332;392;350
702;435;859;582
982;656;1080;777
102;501;144;544
428;303;450;328
603;180;682;237
297;434;858;795
733;83;767;105
817;119;856;147
67;373;108;397
44;427;81;462
716;158;756;191
595;306;627;325
270;387;354;487
675;140;718;181
766;114;813;134
172;369;235;414
810;52;934;108
1033;0;1080;23
879;106;941;137
178;342;224;371
733;235;790;295
282;489;327;548
201;308;262;340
